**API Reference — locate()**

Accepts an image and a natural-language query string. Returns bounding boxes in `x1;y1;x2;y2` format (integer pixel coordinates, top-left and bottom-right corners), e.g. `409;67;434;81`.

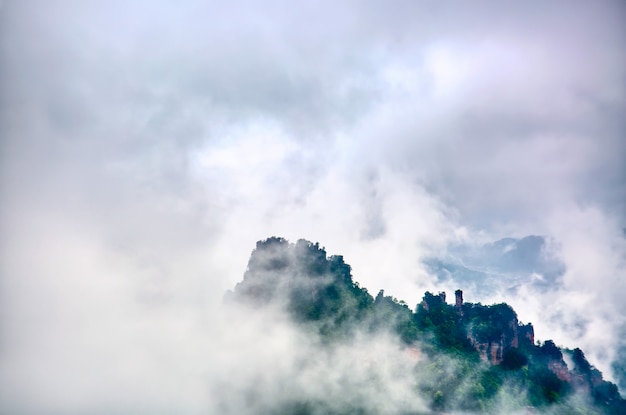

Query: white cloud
1;0;624;411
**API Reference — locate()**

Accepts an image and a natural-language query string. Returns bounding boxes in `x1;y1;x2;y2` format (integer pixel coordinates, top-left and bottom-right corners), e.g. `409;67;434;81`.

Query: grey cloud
1;0;625;412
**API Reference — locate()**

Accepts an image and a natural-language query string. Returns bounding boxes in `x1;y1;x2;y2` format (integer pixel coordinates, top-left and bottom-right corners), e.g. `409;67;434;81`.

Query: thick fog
1;0;625;413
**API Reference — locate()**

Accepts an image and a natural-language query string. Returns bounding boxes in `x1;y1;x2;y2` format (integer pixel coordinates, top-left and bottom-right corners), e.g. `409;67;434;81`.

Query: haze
1;1;624;413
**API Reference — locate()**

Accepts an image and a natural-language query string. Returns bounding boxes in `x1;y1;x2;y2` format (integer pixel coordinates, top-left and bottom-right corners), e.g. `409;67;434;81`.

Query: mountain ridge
230;237;625;414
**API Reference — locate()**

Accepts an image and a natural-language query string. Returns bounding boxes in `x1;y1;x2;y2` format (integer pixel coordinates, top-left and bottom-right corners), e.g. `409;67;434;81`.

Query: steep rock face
231;237;375;336
421;291;446;312
469;333;505;365
234;237;349;308
466;319;535;365
549;360;571;382
451;290;534;365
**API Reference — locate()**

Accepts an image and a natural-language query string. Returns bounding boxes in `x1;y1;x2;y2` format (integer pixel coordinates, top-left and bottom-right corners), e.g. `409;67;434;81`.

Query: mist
1;0;625;413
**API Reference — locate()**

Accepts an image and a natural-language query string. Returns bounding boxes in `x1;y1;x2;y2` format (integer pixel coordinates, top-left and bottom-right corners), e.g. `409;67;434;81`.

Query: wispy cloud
1;0;624;412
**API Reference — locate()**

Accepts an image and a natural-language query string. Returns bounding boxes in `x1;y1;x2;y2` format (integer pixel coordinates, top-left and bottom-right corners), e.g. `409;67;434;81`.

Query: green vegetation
232;237;626;414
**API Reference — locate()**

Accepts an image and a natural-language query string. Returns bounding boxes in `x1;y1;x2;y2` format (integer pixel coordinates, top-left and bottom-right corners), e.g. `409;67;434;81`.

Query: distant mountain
229;237;624;414
423;235;566;296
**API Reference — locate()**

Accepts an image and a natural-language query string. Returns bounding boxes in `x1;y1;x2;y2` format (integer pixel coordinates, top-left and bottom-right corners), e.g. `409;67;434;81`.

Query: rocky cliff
424;289;535;365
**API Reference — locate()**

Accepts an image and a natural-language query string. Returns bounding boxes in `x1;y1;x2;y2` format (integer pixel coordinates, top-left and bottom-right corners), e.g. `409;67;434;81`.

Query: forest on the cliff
229;237;626;415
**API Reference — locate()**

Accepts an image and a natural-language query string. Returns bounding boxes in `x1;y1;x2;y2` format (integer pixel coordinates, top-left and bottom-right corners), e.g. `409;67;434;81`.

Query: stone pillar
455;289;463;308
455;289;464;316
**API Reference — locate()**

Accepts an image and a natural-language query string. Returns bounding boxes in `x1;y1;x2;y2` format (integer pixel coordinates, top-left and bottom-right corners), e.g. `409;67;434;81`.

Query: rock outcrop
420;290;534;365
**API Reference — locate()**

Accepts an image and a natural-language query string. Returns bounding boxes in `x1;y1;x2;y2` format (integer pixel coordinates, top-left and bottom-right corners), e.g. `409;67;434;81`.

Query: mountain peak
230;237;625;414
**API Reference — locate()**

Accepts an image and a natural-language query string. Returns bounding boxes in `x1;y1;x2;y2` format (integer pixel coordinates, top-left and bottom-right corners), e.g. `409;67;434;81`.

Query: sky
1;0;625;413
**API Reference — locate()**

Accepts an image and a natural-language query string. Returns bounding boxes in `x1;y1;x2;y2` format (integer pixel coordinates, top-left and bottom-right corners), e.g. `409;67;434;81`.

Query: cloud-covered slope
230;237;626;414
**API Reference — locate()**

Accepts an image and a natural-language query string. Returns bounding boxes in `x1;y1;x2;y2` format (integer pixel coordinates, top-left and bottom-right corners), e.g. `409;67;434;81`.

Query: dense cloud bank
1;0;625;413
